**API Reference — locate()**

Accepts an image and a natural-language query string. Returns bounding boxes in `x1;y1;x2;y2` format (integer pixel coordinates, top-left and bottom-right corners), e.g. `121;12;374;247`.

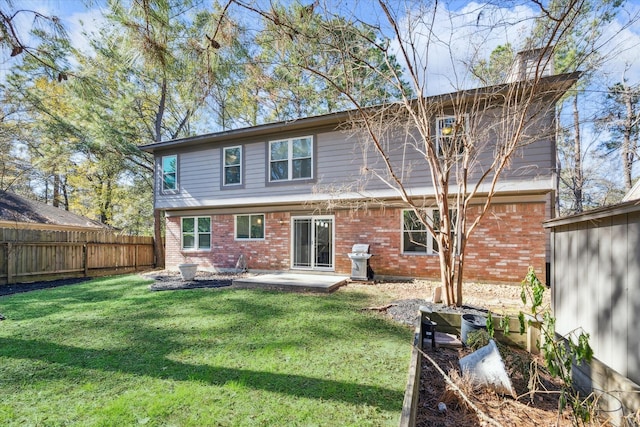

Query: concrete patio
232;273;349;293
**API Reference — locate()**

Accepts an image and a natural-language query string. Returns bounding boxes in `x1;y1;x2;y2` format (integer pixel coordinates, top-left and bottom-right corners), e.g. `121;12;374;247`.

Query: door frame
290;215;335;271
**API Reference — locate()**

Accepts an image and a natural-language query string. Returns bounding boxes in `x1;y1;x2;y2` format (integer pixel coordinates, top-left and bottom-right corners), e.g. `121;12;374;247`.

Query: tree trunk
152;78;167;269
52;172;60;208
623;84;634;191
454;231;466;307
555;108;562;217
439;246;454;306
62;175;69;210
153;208;165;268
572;93;583;213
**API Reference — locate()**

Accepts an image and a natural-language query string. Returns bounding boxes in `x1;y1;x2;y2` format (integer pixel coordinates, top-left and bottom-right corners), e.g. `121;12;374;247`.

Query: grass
0;275;412;426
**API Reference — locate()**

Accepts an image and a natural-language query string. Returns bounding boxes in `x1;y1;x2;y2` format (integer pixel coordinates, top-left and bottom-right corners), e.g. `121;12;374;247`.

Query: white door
292;216;334;270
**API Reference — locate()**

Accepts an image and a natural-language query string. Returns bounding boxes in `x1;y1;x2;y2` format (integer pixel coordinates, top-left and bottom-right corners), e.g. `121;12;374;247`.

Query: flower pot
178;263;198;281
460;313;487;345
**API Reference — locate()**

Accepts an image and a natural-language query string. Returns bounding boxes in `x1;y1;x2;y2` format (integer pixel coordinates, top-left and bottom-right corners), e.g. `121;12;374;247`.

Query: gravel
386;298;491;327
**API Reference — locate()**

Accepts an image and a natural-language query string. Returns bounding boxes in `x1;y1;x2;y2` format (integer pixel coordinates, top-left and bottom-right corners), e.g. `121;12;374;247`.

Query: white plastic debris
235;254;247;272
458;339;516;398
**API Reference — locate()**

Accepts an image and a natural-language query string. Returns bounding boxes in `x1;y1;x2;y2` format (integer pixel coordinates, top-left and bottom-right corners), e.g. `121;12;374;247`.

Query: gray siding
155;105;556;210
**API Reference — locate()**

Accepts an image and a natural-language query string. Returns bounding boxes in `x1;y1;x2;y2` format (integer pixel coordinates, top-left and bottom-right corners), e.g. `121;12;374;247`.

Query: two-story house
141;71;578;283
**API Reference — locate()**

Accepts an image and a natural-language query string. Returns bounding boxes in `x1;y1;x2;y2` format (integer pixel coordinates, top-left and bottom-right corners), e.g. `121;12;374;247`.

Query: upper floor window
436;115;467;157
223;146;242;186
402;209;456;255
235;214;265;240
182;217;211;250
269;136;313;181
162;155;178;192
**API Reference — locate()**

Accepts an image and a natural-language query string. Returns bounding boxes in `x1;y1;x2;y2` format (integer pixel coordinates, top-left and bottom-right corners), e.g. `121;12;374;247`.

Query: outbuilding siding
546;203;640;418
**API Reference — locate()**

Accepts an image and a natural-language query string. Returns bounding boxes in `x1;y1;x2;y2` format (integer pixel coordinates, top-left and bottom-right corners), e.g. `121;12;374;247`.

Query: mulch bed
415;344;577;427
0;272;243;297
143;271;245;291
148;276;233;291
0;277;92;297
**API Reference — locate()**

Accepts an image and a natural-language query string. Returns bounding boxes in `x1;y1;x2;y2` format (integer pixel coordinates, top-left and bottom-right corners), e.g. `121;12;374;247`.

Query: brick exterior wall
166;212;291;271
165;201;547;283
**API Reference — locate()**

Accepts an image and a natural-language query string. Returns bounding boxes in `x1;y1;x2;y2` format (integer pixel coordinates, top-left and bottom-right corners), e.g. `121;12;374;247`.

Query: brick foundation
165;201;547;283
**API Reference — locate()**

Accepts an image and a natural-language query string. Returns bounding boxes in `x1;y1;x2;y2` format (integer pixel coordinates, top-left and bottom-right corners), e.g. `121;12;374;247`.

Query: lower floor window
402;209;454;254
182;217;211;250
236;214;265;239
403;210;433;254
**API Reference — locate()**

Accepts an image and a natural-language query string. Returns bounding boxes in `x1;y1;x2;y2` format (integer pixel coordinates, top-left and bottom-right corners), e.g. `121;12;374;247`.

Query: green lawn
0;275;412;426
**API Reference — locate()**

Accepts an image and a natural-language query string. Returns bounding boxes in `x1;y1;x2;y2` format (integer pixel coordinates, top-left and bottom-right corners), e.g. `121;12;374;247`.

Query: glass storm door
292;216;334;270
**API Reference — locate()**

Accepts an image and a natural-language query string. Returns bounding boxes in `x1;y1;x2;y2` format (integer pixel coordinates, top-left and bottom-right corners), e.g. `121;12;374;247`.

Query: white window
235;214;265;240
182;217;211;250
161;155;178;192
402;209;455;255
223;146;242;186
436;115;467;157
269;136;313;181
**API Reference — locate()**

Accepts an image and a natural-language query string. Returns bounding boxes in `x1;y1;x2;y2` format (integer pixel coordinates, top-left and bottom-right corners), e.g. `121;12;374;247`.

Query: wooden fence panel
0;242;6;279
0;227;155;285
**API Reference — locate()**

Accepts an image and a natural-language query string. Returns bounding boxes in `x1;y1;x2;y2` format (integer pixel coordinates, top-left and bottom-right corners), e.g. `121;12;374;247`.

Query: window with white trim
223;146;242;186
436;115;467;157
402;209;456;255
402;210;434;254
182;217;211;250
269;136;313;181
235;214;265;240
161;155;178;192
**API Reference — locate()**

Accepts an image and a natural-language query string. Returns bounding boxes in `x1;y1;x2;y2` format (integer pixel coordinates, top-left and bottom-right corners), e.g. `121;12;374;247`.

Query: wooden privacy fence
0;227;155;285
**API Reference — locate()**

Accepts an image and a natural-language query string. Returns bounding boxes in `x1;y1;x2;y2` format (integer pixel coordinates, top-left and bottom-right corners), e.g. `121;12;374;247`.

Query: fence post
83;243;89;277
7;242;15;284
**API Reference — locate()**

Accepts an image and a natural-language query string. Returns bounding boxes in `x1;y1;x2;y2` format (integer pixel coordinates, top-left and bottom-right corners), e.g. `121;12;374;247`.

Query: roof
140;71;581;154
0;191;109;230
623;179;640;202
544;198;640;228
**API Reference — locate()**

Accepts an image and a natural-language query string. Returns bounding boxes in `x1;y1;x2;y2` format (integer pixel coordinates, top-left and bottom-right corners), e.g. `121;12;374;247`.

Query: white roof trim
159;179;553;211
623;179;640;202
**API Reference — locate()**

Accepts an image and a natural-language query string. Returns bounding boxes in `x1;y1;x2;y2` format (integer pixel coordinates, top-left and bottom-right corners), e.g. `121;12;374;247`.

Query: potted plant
178;255;198;281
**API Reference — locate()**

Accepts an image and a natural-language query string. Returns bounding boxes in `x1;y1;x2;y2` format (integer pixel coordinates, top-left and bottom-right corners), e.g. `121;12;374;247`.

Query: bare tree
228;0;592;306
